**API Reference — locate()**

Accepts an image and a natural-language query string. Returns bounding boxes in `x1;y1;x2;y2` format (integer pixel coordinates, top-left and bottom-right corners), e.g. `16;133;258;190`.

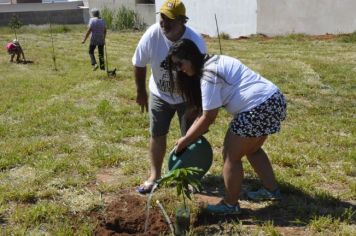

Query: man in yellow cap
132;0;207;194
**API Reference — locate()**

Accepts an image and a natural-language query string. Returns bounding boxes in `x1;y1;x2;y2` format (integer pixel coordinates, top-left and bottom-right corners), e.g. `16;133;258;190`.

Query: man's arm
82;28;91;44
134;66;148;113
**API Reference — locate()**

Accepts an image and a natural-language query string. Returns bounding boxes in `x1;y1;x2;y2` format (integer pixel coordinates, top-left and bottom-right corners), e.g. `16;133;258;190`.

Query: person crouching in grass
6;39;25;63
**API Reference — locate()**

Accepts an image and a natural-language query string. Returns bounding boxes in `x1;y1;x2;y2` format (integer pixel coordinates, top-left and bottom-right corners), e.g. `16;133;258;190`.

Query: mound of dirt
94;192;169;236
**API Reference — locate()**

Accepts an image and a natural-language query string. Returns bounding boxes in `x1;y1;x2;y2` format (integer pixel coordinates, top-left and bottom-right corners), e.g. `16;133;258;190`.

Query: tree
8;14;23;40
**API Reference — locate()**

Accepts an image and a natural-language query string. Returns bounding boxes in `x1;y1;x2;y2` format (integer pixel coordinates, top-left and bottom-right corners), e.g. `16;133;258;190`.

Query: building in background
1;0;355;37
0;1;89;25
0;0;155;27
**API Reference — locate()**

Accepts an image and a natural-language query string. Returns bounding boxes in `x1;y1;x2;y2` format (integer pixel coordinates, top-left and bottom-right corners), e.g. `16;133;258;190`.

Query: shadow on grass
194;175;355;228
14;60;34;64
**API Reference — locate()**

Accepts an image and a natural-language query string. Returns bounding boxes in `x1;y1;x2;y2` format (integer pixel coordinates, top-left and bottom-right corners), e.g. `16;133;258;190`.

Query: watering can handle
174;147;187;157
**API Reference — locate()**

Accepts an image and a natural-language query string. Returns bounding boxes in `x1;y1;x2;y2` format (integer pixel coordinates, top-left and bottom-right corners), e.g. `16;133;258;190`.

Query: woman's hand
174;109;219;155
175;137;189;155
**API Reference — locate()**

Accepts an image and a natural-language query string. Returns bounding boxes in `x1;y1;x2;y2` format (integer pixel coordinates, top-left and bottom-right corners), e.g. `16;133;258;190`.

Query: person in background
6;39;25;63
82;8;106;71
132;0;207;194
165;38;287;214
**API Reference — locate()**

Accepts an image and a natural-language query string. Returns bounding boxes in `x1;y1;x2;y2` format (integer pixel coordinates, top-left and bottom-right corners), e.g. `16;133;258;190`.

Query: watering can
167;136;213;181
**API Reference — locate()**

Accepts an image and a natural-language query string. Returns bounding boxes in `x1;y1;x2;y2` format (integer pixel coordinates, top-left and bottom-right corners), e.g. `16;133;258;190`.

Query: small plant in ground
159;167;203;235
159;167;202;210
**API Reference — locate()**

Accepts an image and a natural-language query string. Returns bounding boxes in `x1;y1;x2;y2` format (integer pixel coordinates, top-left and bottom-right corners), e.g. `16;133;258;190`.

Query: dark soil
94;192;169;236
93;171;355;235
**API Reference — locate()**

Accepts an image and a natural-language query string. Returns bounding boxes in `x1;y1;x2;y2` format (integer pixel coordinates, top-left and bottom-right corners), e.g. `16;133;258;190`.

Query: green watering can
167;136;213;181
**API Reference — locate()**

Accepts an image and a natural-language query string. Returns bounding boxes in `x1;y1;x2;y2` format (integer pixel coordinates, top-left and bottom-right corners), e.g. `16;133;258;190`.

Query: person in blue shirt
82;8;107;71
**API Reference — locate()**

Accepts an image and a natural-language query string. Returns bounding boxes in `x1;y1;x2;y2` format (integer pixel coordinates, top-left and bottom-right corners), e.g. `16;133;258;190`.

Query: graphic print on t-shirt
157;59;175;93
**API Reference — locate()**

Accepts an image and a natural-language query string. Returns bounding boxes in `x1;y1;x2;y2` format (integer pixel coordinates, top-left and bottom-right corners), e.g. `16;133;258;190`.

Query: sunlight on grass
260;220;281;236
309;215;340;233
11;201;68;227
0;25;354;234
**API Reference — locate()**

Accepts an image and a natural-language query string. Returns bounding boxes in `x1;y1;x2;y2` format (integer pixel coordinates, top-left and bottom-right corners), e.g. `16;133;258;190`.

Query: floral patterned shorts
230;90;287;137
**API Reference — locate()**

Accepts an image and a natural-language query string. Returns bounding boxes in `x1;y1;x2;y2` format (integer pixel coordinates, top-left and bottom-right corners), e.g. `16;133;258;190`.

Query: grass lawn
0;25;355;235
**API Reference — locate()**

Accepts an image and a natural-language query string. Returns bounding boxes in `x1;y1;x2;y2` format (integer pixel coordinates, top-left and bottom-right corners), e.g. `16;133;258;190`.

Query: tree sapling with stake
8;14;22;40
49;17;58;71
159;167;203;235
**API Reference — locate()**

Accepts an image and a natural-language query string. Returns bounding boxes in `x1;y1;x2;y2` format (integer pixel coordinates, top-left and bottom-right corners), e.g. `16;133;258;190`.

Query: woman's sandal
136;180;156;194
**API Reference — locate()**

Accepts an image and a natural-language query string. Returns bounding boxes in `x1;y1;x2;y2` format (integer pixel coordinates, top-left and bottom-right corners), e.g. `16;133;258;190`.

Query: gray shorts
149;93;193;137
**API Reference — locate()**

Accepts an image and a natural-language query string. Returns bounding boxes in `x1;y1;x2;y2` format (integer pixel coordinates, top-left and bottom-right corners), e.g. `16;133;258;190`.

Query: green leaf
177;184;182;197
184;189;192;200
160;167;204;205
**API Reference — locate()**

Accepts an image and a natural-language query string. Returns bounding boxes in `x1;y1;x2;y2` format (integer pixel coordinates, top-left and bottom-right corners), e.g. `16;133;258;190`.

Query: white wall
257;0;356;36
136;3;155;26
156;0;356;38
86;0;135;10
155;0;257;38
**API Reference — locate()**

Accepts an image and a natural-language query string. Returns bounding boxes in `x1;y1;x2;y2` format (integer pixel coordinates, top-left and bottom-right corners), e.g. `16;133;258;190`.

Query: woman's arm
175;108;219;153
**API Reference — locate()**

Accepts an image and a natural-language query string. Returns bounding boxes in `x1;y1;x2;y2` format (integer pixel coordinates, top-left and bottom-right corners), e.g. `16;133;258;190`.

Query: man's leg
144;94;175;184
148;135;166;182
89;44;97;66
98;45;105;70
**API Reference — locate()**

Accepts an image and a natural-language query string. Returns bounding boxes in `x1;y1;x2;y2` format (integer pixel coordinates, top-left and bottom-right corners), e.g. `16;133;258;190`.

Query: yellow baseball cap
159;0;187;20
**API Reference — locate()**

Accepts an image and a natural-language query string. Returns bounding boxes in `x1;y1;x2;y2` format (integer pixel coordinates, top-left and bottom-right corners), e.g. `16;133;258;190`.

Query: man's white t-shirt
132;23;206;104
201;55;278;115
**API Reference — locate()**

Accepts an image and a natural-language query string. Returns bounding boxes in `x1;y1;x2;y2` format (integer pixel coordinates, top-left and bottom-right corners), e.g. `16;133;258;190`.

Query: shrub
339;31;356;43
101;6;146;31
101;7;113;29
220;32;230;40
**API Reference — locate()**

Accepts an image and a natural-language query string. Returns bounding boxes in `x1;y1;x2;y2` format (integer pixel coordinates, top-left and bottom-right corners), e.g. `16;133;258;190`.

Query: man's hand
136;90;148;113
134;66;148;112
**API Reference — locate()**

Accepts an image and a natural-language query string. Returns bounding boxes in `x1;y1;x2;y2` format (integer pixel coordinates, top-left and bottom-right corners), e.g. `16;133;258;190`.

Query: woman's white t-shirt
201;55;278;115
132;23;206;104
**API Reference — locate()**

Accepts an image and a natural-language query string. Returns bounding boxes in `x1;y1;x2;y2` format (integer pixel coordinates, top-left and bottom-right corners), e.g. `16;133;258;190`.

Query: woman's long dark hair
166;39;206;114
